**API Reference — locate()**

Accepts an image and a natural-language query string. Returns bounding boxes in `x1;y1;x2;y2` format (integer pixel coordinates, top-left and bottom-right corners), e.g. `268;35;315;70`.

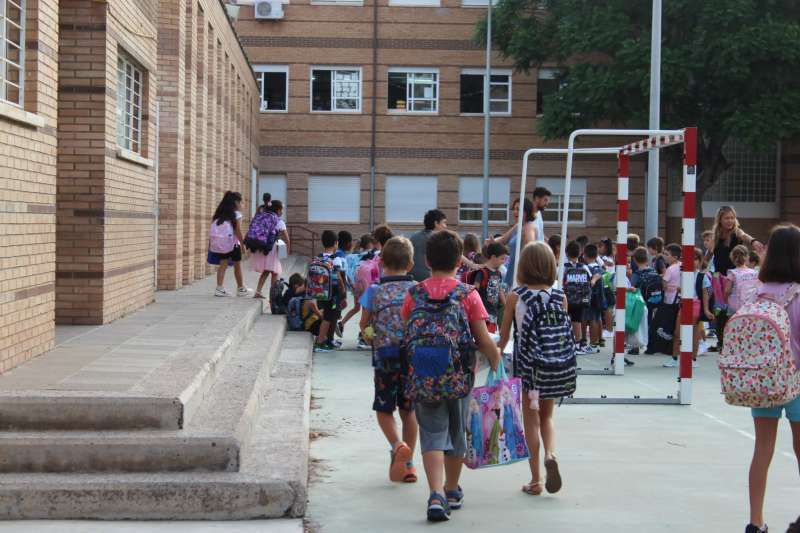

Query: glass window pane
460;74;483;113
311;69;332;111
263;71;287;111
388;72;406;110
335;98;358;111
489;100;508;113
537;76;559;115
490;84;508;100
490;74;508;83
412;99;433;112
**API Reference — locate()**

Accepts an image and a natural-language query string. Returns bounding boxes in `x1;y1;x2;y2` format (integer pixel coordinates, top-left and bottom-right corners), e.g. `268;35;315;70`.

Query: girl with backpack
740;224;800;533
726;245;760;314
209;191;250;297
498;241;577;497
250;200;290;301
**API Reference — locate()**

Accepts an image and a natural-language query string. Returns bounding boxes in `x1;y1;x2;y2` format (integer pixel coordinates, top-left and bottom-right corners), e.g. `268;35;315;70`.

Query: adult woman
491;197;537;287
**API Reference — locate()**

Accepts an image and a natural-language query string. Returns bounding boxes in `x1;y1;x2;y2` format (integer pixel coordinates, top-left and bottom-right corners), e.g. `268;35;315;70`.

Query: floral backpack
243;211;280;254
719;284;800;408
306;255;334;301
405;283;476;403
208;219;236;254
370;276;416;368
355;253;381;296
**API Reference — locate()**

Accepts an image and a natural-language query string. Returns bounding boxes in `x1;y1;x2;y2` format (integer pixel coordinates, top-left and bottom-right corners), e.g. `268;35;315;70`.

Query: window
311;67;361;112
460;69;511;115
258;175;287;219
458;177;511;224
388;69;439;113
0;0;25;107
308;176;360;223
389;0;439;6
385;176;438;223
461;0;497;5
537;68;561;116
116;52;145;154
536;177;586;225
254;65;288;112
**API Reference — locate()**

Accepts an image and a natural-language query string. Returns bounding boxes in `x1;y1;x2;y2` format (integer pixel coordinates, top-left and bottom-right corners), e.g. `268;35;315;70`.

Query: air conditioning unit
254;0;284;20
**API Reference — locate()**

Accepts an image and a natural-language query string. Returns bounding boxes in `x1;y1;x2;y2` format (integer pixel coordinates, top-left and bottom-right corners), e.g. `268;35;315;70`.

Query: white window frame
388;0;439;6
0;0;26;108
458;176;511;225
309;66;362;114
387;67;439;114
536;177;586;226
253;65;288;113
308;176;361;223
460;68;512;116
258;174;287;219
461;0;498;8
116;52;145;154
385;176;438;224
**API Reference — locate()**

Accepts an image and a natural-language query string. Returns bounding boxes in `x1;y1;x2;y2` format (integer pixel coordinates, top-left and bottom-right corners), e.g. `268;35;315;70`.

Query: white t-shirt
534;211;545;242
276;219;286;232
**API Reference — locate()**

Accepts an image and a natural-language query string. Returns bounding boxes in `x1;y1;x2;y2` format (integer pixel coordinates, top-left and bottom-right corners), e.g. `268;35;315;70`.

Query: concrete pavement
0;520;303;532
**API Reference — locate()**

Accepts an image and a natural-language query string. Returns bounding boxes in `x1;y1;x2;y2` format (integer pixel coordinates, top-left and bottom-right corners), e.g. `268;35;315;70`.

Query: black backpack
269;279;290;315
638;268;664;305
563;262;591;306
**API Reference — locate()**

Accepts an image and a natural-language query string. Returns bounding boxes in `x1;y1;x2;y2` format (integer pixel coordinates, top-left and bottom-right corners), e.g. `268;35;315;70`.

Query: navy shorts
373;365;414;413
568;303;587;323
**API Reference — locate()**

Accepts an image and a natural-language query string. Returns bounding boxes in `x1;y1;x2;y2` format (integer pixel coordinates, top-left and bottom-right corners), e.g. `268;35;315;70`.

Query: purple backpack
244;211;280;254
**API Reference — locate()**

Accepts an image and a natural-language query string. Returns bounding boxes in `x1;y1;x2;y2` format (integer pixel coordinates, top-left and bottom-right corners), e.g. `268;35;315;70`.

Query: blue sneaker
313;343;332;353
426;492;450;522
445;486;464;510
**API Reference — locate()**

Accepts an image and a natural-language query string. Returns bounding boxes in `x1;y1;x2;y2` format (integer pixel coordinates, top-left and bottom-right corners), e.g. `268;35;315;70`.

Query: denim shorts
751;395;800;422
415;374;475;457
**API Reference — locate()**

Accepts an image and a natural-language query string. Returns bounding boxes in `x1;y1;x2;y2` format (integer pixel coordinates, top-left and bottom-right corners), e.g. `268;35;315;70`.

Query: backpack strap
380;274;413;284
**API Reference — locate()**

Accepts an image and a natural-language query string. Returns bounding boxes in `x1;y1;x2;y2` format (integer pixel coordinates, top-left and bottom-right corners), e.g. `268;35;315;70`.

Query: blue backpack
287;297;305;331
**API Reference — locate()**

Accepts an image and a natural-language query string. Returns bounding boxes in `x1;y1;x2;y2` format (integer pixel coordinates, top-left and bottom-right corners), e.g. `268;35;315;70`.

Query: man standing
532;186;551;243
409;209;447;282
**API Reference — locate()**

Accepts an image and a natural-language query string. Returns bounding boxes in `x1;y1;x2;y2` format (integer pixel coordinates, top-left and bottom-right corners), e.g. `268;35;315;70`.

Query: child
646;236;667;275
744;224;800;533
401;230;501;522
627;233;641;275
498;241;576;498
693;248;714;357
563;240;598;354
209;191;250;297
748;250;761;271
726;245;760;314
630;246;664;355
547;234;561;264
598;238;616;338
286;274;322;336
358;236;419;484
466;242;508;335
583;244;606;351
702;230;716;272
310;230;347;352
340;234;376;339
250;201;290;301
661;243;682;367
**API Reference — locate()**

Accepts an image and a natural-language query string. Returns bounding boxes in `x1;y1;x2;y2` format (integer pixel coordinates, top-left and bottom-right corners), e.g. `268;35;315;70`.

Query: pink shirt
663;263;681;304
401;277;488;323
757;283;800;367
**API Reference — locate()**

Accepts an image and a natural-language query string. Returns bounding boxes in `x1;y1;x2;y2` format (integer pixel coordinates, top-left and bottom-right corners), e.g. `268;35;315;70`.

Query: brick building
0;0;260;372
231;0;798;255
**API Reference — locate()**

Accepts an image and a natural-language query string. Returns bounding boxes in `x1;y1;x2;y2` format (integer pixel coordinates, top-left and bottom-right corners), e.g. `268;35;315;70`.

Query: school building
0;0;260;373
230;0;799;255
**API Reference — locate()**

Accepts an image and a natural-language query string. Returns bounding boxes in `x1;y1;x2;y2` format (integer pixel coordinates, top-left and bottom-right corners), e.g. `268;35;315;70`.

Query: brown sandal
544;456;562;493
522;481;543;495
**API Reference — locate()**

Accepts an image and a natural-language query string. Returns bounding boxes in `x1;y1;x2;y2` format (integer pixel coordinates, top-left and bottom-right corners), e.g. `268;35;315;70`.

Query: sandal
253;292;265;299
403;465;418;483
389;442;412;482
522;481;544;496
544;456;562;493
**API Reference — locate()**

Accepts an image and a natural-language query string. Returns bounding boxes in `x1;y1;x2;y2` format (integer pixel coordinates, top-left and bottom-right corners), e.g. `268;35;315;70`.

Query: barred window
537;177;586;225
0;0;25;107
388;69;439;113
116;53;144;154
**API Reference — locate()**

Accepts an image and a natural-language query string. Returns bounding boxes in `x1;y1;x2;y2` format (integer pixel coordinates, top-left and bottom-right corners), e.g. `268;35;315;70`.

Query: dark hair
665;243;682;259
213;191;242;225
632;246;649;265
787;515;800;533
321;230;337;248
373;224;393;246
262;192;271;208
759;224;800;283
511;197;535;223
426;230;463;271
575;235;589;247
548;234;561;249
627;234;641;252
533;186;551;199
599;238;613;257
693;247;704;263
359;233;376;250
485;242;508;259
288;273;305;288
269;199;283;213
337;231;353;251
748;250;760;266
646;237;665;253
565;240;580;260
423;209;447;231
583;243;598;259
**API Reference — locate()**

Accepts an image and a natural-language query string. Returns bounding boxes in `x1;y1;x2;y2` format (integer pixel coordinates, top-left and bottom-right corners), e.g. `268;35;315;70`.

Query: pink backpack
355;254;381;296
728;268;760;312
719;284;800;408
209;219;237;254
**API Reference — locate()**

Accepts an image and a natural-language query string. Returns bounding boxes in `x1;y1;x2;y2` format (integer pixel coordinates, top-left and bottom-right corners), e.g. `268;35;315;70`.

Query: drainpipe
154;101;160;289
368;0;378;230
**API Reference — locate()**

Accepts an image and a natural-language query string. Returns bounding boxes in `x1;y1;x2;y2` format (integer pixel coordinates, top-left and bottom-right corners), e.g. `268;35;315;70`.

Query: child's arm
724;272;734;298
497;291;517;352
499;286;507;308
307;299;323;318
702;286;713;320
359;309;372;336
471;319;501;372
234;219;245;244
279;229;290;254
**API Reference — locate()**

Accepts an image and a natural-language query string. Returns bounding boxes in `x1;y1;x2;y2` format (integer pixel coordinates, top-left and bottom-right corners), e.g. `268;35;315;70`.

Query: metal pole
481;2;492;241
368;0;379;231
645;0;662;241
154;101;160;289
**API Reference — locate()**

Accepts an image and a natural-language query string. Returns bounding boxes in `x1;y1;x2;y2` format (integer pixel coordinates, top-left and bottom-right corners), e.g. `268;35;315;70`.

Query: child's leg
399;408;418;455
590;319;601;345
522;400;542;484
693;323;703;359
376;411;400;445
539;399;556;459
422;451;445;494
340;303;361;326
749;416;779;528
233;261;244;289
316;320;331;345
603;308;613;332
443;455;464;493
255;272;269;295
571;321;582;343
672;311;681;358
216;260;229;287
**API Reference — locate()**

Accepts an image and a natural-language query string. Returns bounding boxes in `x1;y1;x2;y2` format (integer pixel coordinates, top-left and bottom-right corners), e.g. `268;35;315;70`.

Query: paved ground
0;520;302;532
307;327;800;533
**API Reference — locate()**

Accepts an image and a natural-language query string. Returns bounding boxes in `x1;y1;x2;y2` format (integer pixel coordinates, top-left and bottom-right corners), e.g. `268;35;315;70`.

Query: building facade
233;0;798;255
1;0;260;372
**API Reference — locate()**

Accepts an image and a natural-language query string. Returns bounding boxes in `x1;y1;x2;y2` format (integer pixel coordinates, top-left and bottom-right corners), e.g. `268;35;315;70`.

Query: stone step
0;332;313;519
0;318;286;473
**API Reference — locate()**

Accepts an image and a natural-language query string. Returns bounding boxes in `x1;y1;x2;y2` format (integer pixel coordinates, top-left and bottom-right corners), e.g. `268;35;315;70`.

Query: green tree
478;0;800;216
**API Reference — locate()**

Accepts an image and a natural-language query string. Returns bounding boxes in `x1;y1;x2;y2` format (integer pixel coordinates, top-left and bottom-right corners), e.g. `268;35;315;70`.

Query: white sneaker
236;287;251;297
357;339;371;351
698;340;709;355
214;287;230;297
602;330;615;339
662;359;678;368
582;344;600;355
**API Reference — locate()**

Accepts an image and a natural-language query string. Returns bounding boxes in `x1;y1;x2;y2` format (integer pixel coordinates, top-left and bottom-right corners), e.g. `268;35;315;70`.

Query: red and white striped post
679;127;698;404
614;154;630;376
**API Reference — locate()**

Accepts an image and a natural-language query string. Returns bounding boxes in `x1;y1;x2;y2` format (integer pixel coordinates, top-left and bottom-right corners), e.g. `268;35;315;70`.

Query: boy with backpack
400;230;501;522
630;247;664;355
582;244;606;352
646;236;667;275
308;230;347;353
358;237;419;485
563;240;599;354
465;242;508;334
286;274;322;336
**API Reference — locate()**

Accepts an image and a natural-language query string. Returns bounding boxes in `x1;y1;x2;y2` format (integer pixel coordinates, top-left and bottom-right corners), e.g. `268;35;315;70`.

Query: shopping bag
464;365;529;470
711;273;729;314
625;289;646;334
646;302;679;355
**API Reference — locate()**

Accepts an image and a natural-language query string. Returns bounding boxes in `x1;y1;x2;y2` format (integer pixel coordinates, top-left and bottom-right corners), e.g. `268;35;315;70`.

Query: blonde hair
463;233;480;255
730;244;749;267
517;241;556;287
712;205;743;244
381;236;414;271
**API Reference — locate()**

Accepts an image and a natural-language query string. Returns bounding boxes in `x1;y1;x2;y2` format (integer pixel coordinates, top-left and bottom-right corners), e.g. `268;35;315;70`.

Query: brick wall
0;0;59;372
